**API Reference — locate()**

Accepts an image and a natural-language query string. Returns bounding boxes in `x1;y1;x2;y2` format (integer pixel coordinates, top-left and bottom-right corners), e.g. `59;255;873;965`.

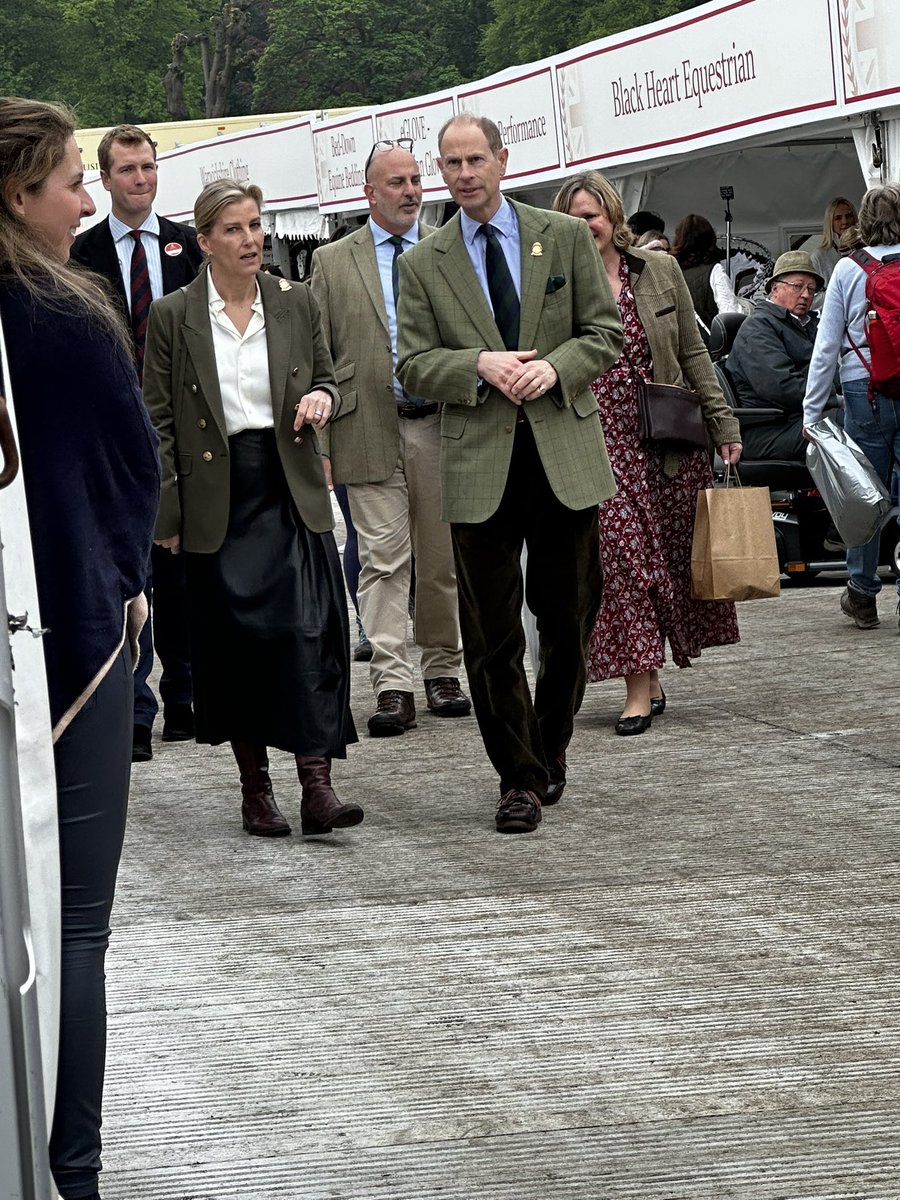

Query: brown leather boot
232;739;291;837
240;771;291;837
295;755;364;836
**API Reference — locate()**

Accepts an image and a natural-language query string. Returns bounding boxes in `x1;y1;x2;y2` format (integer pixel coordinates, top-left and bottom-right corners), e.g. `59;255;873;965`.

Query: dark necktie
387;233;420;407
480;223;519;350
387;234;404;309
129;230;152;380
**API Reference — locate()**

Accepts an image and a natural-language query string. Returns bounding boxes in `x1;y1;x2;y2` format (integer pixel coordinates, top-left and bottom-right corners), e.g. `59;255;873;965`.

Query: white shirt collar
206;269;263;315
109;210;160;243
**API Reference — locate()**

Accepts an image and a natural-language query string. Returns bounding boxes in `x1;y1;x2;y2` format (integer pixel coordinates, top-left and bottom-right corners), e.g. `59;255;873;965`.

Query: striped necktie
480;223;519;351
129;230;152;380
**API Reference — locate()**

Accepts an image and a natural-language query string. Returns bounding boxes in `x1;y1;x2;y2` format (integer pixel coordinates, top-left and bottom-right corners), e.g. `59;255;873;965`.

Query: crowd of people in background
2;92;900;1199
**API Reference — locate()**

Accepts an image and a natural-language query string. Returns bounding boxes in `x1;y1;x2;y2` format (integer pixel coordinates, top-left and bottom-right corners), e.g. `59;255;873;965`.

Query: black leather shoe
424;677;471;717
650;690;666;718
615;712;652;736
132;724;153;762
496;790;542;833
368;690;417;736
353;620;373;662
162;703;195;742
543;754;566;806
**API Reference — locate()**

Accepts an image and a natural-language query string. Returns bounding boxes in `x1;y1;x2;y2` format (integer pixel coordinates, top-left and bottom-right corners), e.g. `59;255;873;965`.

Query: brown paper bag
690;483;781;601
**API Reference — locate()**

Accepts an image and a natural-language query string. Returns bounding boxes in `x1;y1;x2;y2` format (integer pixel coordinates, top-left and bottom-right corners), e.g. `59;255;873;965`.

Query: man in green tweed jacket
396;114;622;834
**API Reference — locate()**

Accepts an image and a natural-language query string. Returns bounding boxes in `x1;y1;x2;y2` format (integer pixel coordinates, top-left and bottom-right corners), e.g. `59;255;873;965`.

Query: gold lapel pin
531;242;543;257
278;278;292;292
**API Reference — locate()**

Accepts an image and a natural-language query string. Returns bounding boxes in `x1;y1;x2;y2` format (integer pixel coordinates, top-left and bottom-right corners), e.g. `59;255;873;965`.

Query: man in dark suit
396;114;622;834
72;124;203;762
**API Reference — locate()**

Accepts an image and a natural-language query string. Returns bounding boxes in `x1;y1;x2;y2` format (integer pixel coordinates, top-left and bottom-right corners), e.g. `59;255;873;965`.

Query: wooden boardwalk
102;581;900;1200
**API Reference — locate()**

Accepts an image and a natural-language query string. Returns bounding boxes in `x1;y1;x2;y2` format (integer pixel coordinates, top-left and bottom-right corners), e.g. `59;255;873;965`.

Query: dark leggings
49;645;132;1200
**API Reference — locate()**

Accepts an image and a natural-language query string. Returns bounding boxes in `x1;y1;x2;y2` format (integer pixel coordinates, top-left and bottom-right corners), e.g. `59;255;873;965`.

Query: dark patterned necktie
387;234;404;309
480;223;519;350
129;230;152;380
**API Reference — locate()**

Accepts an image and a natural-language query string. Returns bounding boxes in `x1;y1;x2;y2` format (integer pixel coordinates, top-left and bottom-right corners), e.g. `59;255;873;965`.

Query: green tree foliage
0;0;224;126
254;0;486;112
480;0;708;78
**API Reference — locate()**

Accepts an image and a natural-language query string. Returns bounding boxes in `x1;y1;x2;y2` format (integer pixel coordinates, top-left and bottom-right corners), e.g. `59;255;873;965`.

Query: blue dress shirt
459;197;522;311
370;217;421;403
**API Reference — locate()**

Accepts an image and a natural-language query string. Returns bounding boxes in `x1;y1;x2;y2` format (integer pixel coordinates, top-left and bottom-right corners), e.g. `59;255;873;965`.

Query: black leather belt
397;402;439;419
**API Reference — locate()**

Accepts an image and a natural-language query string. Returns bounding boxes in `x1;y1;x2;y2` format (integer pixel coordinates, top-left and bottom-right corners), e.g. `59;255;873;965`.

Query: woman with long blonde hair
0;96;159;1199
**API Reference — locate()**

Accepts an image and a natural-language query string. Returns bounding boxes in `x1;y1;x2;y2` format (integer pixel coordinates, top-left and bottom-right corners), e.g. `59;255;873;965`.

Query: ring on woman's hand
538;384;545;392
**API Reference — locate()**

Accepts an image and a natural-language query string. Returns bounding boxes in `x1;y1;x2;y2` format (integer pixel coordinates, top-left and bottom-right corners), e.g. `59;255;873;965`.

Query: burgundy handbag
635;380;707;448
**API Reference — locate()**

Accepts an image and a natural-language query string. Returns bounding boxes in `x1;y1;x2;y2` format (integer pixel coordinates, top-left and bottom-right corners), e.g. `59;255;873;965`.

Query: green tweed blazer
143;266;340;552
309;220;435;485
625;247;741;477
396;200;623;524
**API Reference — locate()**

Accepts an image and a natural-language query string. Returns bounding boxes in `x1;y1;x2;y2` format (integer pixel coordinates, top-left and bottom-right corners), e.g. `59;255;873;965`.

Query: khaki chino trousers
346;411;463;696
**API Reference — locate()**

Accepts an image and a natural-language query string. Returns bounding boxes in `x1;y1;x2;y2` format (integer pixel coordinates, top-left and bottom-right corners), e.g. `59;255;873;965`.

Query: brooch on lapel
531;242;543;257
278;278;292;292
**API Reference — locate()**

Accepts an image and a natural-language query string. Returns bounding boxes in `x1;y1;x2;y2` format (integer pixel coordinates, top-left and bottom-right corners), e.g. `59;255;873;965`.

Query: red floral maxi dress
587;256;739;683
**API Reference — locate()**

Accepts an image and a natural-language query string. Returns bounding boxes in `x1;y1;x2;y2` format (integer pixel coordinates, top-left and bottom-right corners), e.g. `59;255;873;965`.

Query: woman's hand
155;534;181;554
718;442;742;465
294;388;333;431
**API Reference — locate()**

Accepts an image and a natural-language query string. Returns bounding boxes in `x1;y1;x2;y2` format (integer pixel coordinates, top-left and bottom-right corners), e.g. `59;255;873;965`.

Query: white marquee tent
80;0;900;264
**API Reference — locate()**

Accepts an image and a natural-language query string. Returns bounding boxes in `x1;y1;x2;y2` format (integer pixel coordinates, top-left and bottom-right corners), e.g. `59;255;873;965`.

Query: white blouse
207;272;274;436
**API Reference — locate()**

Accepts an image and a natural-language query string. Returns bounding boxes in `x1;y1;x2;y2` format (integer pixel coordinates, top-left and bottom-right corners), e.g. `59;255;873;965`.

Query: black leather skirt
184;429;357;755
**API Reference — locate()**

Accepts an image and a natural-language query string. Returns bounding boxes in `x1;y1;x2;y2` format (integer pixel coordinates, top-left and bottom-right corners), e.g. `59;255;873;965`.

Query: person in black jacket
0;96;159;1200
727;250;838;461
72;124;203;763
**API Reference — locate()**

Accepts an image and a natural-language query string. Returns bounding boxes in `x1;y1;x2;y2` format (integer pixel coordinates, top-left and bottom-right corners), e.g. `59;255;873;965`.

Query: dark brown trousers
450;419;603;797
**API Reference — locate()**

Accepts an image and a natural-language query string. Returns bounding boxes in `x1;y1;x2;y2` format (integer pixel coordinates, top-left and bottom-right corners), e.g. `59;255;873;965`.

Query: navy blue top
0;280;160;727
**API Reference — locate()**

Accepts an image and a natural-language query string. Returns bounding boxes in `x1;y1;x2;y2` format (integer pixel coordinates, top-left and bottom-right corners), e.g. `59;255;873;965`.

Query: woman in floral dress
553;172;743;735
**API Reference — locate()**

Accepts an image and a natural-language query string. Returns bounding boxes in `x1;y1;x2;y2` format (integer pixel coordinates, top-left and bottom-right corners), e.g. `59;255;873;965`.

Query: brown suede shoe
424;677;472;717
296;755;364;836
241;771;291;837
367;690;417;737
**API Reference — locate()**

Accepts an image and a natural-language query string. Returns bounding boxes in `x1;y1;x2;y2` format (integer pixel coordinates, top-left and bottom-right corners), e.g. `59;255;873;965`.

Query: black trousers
132;543;193;730
451;419;603;797
49;645;131;1200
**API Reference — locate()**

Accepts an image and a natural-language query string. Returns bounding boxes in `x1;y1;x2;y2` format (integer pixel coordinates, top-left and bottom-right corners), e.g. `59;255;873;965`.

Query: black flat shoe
614;712;652;736
650;690;666;717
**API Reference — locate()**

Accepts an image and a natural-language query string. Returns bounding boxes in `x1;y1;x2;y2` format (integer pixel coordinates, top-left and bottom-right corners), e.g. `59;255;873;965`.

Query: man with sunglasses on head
310;139;470;738
727;250;838;462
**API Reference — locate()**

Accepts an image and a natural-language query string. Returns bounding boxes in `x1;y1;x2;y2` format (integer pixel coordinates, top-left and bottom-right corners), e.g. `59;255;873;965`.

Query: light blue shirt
370;217;420;403
803;244;898;425
459;197;522;311
109;211;164;312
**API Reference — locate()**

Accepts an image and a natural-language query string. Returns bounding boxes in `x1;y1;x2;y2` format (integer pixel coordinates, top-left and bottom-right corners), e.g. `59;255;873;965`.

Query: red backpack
848;248;900;400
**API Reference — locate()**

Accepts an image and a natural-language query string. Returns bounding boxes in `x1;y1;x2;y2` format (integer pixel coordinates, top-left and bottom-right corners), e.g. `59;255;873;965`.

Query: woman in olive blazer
554;171;742;736
146;262;338;552
143;180;361;840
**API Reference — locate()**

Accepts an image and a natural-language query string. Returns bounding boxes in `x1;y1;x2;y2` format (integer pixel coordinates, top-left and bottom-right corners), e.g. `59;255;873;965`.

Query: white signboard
556;0;837;166
838;0;900;103
84;117;318;223
375;96;456;197
313;113;376;212
458;67;562;185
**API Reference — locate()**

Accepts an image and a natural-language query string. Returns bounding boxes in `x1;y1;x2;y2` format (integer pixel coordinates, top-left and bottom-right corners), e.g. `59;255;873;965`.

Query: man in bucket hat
728;250;838;462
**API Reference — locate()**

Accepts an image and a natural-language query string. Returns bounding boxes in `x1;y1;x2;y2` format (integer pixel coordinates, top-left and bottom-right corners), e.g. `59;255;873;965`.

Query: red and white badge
164;242;183;257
